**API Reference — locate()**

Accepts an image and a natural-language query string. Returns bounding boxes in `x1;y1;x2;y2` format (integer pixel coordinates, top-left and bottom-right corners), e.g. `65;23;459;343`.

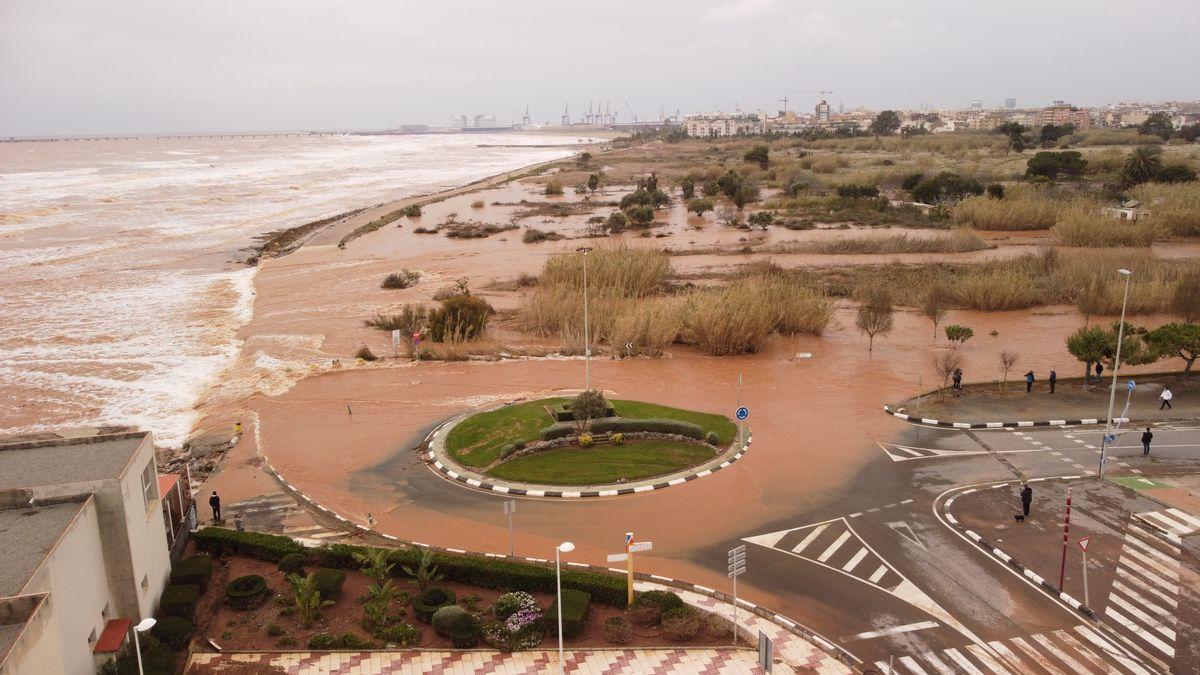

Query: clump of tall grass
539;244;671;297
682;273;833;354
811;229;988;255
609;299;685;357
947;268;1045;311
952;189;1077;230
1131;182;1200;235
1076;129;1163;147
1053;211;1163;247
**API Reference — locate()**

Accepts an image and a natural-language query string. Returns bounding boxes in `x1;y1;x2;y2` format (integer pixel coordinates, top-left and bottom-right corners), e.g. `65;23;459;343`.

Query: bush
427;294;492;342
266;624;284;637
499;443;517;459
705;431;720;445
912;172;984;204
354;345;378;361
1156;164;1198;184
492;591;539;620
513;440;526;450
413;587;457;622
606;211;629;233
160;584;199;620
381;269;420;289
633;590;685;613
224;574;270;610
628;604;662;627
1025;151;1087;180
545;588;591;638
170;555;213;589
151;616;193;651
540;418;704;442
375;622;421;647
986;183;1005;199
577;433;594;448
308;632;375;650
98;633;175;675
661;606;701;641
193;527;304;562
603;616;633;644
625;205;655;227
433;605;480;647
402;204;422;217
544;182;564;196
311;568;346;601
836;184;880;199
901;172;925;191
522;228;561;244
611;432;625;446
278;552;309;575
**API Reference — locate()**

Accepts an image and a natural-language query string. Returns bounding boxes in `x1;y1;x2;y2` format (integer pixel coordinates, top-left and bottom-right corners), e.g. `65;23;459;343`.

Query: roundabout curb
883;404;1128;430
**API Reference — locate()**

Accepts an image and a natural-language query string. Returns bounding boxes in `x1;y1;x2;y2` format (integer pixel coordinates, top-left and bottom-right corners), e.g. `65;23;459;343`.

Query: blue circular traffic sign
736;406;749;420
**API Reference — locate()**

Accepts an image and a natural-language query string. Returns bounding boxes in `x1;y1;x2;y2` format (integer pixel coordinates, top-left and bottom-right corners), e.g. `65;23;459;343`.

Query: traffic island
425;394;750;498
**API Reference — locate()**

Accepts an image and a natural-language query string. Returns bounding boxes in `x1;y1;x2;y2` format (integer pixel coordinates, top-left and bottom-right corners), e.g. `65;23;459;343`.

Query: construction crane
625;101;637;124
521;104;531;127
779;95;790;113
788;90;835;106
561;104;569;127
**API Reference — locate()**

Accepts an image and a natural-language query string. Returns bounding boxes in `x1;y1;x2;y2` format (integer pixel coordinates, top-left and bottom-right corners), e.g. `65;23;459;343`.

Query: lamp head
557;541;575;553
134;618;156;633
1118;268;1131;276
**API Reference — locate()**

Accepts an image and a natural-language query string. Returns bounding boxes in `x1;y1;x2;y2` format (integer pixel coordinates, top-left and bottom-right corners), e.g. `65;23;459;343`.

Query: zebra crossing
1133;507;1200;542
745;517;906;592
226;491;354;544
1099;522;1184;670
873;624;1156;675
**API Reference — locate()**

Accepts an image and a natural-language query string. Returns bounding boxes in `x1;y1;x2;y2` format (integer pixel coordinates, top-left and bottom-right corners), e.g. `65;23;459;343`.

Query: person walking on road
1020;483;1033;518
1160;387;1173;410
1025;371;1035;394
1096;362;1104;380
209;490;222;523
1142;427;1153;456
1049;370;1057;394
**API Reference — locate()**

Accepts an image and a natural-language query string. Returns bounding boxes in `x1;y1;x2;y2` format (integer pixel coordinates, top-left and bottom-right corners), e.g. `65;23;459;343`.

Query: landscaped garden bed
443;391;738;485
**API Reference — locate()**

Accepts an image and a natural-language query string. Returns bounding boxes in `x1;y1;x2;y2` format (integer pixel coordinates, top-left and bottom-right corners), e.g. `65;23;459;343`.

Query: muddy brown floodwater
196;172;1183;626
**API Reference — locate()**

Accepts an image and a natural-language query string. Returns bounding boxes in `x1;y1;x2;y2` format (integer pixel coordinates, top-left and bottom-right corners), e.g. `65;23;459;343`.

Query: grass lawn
446;397;567;467
610;399;737;444
485;441;715;485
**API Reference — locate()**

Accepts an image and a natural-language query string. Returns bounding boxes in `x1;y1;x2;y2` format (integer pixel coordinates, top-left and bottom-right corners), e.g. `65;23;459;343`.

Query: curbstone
883;404;1128;430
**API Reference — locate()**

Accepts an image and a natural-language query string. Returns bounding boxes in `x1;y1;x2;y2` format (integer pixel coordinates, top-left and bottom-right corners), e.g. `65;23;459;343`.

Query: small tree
743;144;770;169
715;207;741;228
606;211;629;233
999;350;1019;394
1138;112;1174;141
944;324;974;348
869;110;902;136
1121;146;1163;185
402;549;444;591
856;290;895;353
687;198;715;218
747;211;773;230
1144;323;1200;375
1066;325;1112;384
934;351;964;401
288;573;334;628
920;287;947;339
1172;270;1200;324
680;176;696;199
587;173;600;194
570;389;608;431
626;205;654;227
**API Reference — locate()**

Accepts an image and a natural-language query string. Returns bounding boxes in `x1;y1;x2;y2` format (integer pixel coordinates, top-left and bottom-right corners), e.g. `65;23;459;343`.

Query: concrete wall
0;596;61;675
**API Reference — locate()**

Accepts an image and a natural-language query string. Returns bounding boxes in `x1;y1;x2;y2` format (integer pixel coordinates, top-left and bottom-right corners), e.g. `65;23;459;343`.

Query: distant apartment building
684;113;764;137
814;99;832;123
1036;101;1092;129
473;114;496;128
448;115;468;128
0;432;173;675
1005;98;1017;110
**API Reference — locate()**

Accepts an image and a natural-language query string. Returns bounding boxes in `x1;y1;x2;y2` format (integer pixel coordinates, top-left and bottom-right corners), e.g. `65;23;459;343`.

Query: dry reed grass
1052;211;1163;247
811;229;988;255
540;243;671;297
952;189;1079;230
1131;182;1200;236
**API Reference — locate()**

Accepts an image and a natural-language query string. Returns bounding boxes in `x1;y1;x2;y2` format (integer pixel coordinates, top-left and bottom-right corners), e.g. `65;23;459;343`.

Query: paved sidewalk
186;647;783;674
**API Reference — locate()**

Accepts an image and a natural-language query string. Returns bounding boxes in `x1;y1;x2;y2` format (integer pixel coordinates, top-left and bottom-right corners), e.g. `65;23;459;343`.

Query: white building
684;113;764;137
0;432;172;675
473;114;496;128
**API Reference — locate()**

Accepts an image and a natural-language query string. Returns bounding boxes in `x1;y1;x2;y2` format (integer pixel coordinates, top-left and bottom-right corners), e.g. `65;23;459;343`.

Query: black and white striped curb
884;404;1127;430
938;476;1098;622
257;457;857;670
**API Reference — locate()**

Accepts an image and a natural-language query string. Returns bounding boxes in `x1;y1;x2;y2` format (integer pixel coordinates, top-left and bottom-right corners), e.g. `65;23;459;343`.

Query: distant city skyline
2;0;1199;136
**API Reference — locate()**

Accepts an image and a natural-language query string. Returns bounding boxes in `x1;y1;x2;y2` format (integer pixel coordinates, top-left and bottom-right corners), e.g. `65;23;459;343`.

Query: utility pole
1099;269;1132;477
779;96;790;113
728;545;746;645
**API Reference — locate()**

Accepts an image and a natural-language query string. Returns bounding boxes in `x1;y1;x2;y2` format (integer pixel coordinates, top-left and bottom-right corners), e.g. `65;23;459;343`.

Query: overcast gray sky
3;0;1198;136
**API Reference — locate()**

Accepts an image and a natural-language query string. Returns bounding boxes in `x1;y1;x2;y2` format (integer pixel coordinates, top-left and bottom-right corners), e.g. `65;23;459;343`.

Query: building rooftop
0;432;147;491
0;500;88;597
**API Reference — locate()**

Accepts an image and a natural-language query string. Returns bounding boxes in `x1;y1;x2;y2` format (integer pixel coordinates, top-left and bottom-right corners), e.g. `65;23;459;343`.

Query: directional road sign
607;553;628;563
736;407;749;420
629;541;653;553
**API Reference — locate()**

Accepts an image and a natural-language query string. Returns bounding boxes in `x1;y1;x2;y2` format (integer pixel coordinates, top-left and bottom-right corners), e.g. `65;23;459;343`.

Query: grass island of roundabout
443;392;739;487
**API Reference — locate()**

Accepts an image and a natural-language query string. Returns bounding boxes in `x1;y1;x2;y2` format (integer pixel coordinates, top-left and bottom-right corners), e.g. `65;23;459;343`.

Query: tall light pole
1098;268;1132;478
576;246;593;391
555;541;575;675
132;618;156;675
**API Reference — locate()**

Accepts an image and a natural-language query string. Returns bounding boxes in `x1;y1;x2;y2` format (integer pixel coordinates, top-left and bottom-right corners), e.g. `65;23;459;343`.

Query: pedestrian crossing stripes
1100;524;1182;670
874;624;1154;675
744;518;905;593
227;491;354;544
1133;507;1200;541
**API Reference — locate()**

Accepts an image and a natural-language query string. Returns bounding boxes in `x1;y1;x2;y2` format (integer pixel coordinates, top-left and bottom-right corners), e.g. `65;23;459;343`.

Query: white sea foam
0;133;589;446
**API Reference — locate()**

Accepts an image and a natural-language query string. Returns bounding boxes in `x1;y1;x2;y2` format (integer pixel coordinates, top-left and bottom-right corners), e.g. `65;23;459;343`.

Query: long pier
2;132;344;143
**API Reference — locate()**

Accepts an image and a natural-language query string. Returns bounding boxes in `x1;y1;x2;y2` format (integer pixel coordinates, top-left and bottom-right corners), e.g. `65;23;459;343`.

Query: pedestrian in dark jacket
209;491;221;522
1142;427;1153;456
1020;484;1033;518
1096;362;1104;379
952;368;963;391
1049;370;1057;394
1025;371;1035;394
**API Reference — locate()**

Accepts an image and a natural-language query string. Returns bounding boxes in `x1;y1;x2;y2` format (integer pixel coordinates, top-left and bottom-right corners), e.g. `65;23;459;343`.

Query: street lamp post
577;247;592;391
555;541;576;675
1099;268;1133;478
133;618;156;675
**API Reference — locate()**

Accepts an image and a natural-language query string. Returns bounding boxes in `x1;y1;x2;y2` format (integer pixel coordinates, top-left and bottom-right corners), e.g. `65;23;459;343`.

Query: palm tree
1121;146;1163;185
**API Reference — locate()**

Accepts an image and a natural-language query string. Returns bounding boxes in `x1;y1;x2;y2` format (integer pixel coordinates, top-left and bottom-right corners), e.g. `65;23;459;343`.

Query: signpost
609;532;652;606
736;373;744;444
503;499;517;556
728;545;746;645
735;405;749;447
391;329;401;358
1078;537;1091;607
757;631;773;673
1059;488;1073;590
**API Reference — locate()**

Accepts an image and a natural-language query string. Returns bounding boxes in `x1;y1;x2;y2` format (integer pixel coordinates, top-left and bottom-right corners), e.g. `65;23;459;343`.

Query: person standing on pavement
1096;362;1104;380
1160;387;1173;410
1049;370;1057;394
1025;371;1035;394
209;490;222;523
952;368;963;391
1020;483;1033;518
1142;427;1153;456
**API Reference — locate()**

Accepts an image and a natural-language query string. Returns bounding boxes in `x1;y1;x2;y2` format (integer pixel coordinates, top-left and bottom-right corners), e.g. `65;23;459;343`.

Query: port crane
786;90;835;111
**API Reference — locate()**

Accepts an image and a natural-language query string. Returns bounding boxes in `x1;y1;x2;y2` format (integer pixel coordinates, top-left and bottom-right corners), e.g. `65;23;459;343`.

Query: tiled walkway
186;648;781;673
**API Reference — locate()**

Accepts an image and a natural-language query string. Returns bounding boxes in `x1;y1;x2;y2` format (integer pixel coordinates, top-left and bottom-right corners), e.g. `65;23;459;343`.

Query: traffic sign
758;632;774;673
607;553;628;563
736;407;749;420
1078;537;1091;552
728;552;746;565
391;329;401;346
730;545;745;556
1104;433;1116;444
1128;379;1136;391
625;531;634;545
629;541;653;553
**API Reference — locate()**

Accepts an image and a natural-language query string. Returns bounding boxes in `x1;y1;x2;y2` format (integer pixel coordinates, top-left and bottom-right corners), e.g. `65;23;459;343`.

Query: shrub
1156;164;1198;184
278;552;309;575
705;431;720;446
151;616;194;651
193;527;304;562
428;294;492;342
98;633;175;675
1025;151;1087;180
661;606;701;641
311;568;346;601
544;182;564;196
985;183;1005;199
522;228;562;244
492;591;539;620
160;584;199;620
402;204;422;217
626;205;655;227
170;555;213;589
603;616;633;644
308;632;375;650
611;432;625;446
901;172;925;191
633;590;685;613
413;587;457;622
381;269;420;289
513;440;526;450
266;624;284;637
364;304;428;334
354;345;378;361
912;172;984;204
433;605;480;647
606;211;629;233
545;589;591;638
540;418;704;442
577;433;594;448
224;575;270;610
375;622;421;647
1053;212;1161;247
499;443;517;459
836;184;880;199
628;604;662;627
687;197;715;217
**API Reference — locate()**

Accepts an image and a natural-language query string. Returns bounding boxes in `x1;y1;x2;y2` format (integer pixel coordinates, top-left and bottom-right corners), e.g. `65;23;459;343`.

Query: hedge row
545;588;591;638
538;418;704;441
550;403;616;423
193;528;628;607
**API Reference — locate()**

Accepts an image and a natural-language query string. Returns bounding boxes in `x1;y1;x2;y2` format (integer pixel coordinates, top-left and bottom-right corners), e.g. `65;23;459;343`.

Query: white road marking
899;655;930;675
965;645;1012;674
986;640;1025;672
942;648;986;675
1052;630;1112;673
817;530;852;562
1009;636;1066;674
1109;593;1175;640
1075;626;1154;675
1104;607;1174;658
1032;633;1090;674
842;547;869;572
790;523;829;554
1112;580;1173;621
1116;567;1178;609
869;565;888;583
920;652;956;675
850;620;939;641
